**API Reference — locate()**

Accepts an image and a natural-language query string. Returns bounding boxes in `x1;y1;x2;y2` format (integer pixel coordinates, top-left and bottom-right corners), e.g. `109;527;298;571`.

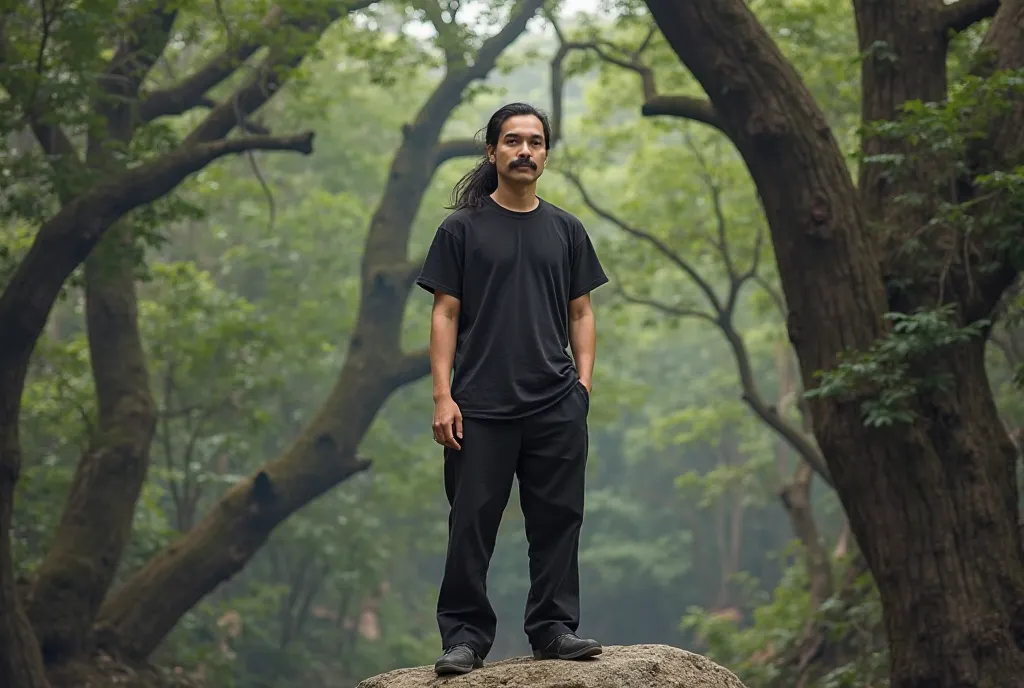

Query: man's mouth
510;160;536;170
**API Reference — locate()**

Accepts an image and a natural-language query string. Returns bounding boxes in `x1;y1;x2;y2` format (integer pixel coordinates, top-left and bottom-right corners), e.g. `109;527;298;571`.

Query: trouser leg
517;382;590;650
436;416;520;659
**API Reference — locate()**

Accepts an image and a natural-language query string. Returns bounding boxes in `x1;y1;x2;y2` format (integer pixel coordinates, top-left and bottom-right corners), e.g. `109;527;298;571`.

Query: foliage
806;306;990;427
683;551;887;688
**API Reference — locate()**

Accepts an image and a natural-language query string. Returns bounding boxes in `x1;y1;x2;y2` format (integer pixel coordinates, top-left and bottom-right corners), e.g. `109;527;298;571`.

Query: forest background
2;0;1022;687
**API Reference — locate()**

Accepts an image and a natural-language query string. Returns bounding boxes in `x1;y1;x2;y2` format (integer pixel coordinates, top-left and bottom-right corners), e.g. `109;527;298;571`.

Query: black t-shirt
416;195;609;419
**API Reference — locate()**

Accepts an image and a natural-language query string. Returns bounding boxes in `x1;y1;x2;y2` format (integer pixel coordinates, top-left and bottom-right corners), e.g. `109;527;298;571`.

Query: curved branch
183;0;377;144
614;284;717;325
641;94;720;129
566;171;833;487
548;28;723;133
140;1;377;125
0;131;314;404
561;169;725;314
431;138;483;169
138;5;284;123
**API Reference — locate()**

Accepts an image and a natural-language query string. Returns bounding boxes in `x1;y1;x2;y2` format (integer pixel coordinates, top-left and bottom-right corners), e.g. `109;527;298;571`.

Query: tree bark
644;0;1024;685
93;0;544;661
0;438;49;688
25;228;158;664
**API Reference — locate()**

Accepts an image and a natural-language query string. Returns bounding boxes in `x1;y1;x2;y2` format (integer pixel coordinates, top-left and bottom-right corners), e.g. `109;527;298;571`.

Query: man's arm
569;293;597;392
430;292;461;401
430;291;464;448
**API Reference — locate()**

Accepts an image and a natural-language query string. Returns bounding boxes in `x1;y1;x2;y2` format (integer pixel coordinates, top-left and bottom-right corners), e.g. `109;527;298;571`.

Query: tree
0;0;545;685
637;0;1024;685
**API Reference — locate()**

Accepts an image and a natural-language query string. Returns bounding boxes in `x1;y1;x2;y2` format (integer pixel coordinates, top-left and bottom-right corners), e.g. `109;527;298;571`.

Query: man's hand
579;378;592;394
433;395;464;450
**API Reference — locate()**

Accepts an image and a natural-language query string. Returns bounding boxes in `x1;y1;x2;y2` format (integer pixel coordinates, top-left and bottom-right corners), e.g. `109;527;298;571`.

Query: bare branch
548;24;724;134
777;460;833;606
139;5;284;122
562;169;725;314
755;274;788;320
938;0;1000;34
565;170;833;487
614;284;717;325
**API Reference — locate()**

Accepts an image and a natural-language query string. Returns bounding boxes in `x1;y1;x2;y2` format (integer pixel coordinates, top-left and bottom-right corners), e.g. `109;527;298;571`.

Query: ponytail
448;157;498;211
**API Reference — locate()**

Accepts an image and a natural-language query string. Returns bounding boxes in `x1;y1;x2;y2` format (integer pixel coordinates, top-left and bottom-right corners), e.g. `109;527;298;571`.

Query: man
415;102;609;675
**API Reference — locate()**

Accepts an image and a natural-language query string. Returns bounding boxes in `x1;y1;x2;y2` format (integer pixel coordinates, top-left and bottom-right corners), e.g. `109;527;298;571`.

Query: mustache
509;158;537;170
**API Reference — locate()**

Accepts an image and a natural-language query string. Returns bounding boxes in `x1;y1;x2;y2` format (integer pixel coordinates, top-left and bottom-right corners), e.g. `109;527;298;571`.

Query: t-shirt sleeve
416;227;464;299
569;226;610;301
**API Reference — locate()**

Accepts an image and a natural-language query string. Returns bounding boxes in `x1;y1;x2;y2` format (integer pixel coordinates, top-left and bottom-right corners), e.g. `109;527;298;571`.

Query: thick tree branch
25;225;160;662
183;0;377;144
0;130;314;405
394;349;432;388
547;17;723;134
641;94;720;128
101;3;179;101
938;0;1001;33
138;5;284;123
431;137;483;168
140;1;376;124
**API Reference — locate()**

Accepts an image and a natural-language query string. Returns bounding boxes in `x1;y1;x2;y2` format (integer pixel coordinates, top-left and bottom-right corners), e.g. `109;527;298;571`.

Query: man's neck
490;183;539;212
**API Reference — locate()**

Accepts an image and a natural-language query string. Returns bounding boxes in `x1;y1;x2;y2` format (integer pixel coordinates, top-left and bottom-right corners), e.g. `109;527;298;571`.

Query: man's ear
486;145;495;163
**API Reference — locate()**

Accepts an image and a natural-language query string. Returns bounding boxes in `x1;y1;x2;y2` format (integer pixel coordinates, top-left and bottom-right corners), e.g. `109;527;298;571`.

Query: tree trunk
25;226;157;664
0;431;49;688
644;0;1024;685
93;0;544;661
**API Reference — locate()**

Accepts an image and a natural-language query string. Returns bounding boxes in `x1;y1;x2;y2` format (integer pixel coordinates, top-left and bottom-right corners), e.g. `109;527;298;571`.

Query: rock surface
355;644;747;688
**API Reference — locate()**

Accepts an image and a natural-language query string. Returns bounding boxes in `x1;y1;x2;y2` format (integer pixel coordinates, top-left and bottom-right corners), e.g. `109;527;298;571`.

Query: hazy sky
402;0;607;39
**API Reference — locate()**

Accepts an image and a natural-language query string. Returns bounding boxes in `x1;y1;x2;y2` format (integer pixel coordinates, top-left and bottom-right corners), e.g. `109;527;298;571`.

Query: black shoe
434;644;484;675
533;633;602;660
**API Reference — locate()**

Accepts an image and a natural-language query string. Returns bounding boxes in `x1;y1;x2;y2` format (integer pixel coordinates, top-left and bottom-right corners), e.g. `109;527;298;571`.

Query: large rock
355;644;747;688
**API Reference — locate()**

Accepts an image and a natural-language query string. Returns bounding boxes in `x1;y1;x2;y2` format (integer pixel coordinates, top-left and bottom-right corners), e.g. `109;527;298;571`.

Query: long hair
447;102;552;211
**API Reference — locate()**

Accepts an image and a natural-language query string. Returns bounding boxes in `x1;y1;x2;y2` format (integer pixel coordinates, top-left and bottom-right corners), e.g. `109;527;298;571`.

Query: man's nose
517;143;531;157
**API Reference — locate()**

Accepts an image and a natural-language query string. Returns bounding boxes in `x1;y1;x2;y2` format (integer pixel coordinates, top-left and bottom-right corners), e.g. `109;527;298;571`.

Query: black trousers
436;381;590;659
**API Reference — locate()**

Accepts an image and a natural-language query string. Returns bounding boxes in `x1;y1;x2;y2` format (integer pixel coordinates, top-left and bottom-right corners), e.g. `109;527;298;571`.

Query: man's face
489;114;547;186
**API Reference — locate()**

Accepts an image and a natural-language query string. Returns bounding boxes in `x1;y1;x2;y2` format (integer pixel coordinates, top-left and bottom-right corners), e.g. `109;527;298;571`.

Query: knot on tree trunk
250;471;275;505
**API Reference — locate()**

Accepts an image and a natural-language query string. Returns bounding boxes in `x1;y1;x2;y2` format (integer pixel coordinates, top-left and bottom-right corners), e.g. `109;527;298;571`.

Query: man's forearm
430;311;459;401
569;310;597;386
